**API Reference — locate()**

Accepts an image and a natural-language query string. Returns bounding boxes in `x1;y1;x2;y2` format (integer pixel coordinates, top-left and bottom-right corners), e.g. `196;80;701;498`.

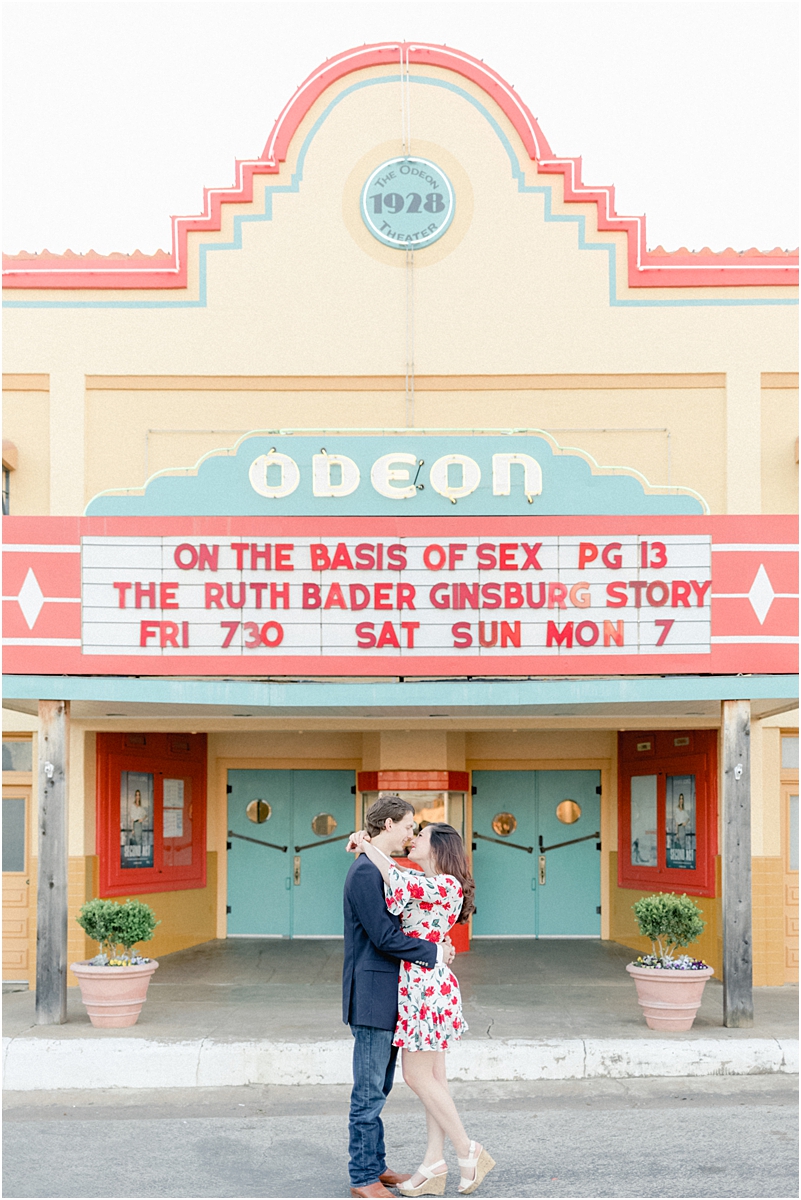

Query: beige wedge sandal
457;1141;496;1195
397;1160;448;1197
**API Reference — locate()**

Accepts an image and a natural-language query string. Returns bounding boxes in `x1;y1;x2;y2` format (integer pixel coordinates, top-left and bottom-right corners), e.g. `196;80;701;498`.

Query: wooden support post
722;699;753;1027
35;700;70;1025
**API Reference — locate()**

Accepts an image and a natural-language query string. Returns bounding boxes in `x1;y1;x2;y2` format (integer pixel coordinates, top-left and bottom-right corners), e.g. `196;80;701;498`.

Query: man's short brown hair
365;794;415;838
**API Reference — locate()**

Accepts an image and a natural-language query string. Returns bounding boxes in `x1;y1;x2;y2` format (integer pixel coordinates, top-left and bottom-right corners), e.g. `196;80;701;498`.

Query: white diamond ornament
17;568;45;630
747;564;775;626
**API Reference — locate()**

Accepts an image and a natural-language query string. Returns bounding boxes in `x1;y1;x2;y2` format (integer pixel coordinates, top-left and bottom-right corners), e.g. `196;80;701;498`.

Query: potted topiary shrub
71;898;160;1027
626;892;714;1031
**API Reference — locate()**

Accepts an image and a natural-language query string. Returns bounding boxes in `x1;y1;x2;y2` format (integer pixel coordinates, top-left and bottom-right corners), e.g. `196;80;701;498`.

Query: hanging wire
405;246;415;428
401;45;415;427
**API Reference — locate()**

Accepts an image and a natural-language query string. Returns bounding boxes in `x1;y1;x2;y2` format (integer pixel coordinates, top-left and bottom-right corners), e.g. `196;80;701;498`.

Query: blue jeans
348;1024;398;1187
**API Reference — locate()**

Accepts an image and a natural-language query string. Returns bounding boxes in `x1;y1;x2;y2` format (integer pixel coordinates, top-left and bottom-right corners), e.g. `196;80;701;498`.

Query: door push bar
538;831;601;854
536;831;600;886
227;829;288;853
473;831;534;854
294;832;353;853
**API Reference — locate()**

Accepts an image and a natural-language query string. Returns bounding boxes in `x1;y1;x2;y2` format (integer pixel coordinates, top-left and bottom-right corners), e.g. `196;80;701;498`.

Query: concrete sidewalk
3;939;797;1089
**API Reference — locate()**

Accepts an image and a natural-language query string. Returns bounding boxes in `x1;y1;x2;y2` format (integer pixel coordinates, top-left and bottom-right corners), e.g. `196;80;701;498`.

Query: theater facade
2;43;798;1022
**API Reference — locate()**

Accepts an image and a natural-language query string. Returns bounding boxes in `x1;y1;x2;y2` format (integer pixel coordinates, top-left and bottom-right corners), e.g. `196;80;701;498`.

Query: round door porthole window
360;157;455;249
491;812;517;837
312;812;338;837
246;799;271;824
556;800;581;825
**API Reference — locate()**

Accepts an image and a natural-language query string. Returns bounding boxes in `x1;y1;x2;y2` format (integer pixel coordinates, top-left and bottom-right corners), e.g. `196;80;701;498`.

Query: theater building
2;43;798;1023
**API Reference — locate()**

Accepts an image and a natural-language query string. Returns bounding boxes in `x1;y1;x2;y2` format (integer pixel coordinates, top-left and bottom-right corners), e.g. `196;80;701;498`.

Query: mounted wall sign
3;514;797;679
361;156;455;248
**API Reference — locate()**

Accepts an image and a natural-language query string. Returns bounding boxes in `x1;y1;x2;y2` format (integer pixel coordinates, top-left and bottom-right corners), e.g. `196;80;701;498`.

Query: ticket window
618;730;718;897
358;779;470;950
360;790;466;848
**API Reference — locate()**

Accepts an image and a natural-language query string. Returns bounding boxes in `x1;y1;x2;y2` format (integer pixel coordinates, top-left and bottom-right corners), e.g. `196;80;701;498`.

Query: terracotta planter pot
70;960;159;1028
626;963;714;1031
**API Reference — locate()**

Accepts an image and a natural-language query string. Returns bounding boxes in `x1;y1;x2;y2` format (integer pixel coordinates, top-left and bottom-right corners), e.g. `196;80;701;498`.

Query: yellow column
48;368;85;515
726;366;762;514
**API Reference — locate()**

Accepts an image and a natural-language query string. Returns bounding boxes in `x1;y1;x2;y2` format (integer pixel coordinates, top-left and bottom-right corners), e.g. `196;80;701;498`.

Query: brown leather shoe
380;1169;413;1186
350;1185;397;1198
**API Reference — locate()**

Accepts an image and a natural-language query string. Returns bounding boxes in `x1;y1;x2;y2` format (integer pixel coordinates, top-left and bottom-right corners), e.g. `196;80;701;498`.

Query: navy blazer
342;855;438;1030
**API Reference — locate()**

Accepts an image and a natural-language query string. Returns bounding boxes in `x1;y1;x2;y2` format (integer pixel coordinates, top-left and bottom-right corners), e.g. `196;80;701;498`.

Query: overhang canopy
2;673;796;725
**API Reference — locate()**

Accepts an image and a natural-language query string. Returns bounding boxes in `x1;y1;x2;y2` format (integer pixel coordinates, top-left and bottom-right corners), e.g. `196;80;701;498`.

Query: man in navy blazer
343;795;455;1198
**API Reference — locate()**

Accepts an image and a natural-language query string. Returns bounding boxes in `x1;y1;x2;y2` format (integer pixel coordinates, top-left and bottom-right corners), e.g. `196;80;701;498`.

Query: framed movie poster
666;774;696;870
120;771;154;869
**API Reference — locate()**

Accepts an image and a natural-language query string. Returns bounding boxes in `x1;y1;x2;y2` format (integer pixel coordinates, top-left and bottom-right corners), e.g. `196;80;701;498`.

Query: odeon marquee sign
2;435;797;678
247;448;540;503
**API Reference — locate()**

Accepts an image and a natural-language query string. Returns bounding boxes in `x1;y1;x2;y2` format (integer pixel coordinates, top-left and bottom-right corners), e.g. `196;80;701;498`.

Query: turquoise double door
227;769;355;937
472;771;601;937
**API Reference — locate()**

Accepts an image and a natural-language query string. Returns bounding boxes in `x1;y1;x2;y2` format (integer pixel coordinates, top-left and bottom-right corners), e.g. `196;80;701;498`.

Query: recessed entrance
472;771;601;937
227;769;355;937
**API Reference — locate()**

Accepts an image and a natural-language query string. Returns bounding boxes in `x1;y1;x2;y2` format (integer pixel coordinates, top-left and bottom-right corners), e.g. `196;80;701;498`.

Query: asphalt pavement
3;1074;797;1198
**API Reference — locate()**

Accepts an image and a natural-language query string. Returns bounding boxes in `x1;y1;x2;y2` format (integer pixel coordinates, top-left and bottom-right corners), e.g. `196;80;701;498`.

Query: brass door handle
538;855;546;886
293;855;301;886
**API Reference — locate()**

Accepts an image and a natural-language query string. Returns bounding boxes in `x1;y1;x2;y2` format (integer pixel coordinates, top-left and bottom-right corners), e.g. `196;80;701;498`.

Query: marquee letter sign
3;435;796;678
2;516;797;677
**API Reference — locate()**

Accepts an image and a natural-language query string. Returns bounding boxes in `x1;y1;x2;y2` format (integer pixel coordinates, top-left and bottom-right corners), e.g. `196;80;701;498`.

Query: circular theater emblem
361;157;455;249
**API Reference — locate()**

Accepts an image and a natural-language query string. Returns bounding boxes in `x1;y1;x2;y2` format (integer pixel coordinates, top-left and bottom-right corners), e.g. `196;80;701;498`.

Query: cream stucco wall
3;57;797;983
2;386;50;515
2;63;797;519
761;383;800;513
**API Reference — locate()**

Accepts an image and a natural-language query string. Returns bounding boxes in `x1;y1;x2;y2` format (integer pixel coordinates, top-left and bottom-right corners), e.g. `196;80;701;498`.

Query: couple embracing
343;794;495;1198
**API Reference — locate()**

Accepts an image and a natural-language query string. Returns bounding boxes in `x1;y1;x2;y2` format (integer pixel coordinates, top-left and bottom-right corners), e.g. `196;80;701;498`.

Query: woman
350;822;495;1197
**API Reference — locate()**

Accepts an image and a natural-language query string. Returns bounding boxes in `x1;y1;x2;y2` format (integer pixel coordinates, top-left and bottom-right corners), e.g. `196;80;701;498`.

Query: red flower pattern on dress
385;866;468;1053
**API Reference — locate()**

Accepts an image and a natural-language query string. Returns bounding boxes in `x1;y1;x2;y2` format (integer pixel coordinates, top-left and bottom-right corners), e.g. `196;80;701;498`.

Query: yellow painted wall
609;852;723;976
761;383;799;513
81;853;218;965
752;723;783;858
21;853;220;988
752;856;786;986
467;730;615;761
610;852;791;985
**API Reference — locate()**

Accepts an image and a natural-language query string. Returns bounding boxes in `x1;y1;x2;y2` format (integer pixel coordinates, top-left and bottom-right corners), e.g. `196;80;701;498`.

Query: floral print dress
385;864;468;1051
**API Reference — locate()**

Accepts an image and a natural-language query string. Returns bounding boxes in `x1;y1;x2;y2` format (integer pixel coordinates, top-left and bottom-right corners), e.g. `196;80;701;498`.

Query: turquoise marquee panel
86;433;705;516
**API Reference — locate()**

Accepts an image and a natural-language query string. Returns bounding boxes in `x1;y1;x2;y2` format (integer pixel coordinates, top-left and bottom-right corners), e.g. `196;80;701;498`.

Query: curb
3;1035;798;1090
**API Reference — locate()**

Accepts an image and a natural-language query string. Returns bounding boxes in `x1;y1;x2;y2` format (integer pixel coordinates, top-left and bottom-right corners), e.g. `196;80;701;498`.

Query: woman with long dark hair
349;821;494;1197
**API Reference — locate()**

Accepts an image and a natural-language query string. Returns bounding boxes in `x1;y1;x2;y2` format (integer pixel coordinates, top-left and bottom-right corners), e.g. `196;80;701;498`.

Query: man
343;795;456;1199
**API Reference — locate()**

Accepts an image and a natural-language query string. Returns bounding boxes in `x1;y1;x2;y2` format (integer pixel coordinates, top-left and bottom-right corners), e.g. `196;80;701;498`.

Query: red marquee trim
2;513;797;679
3;42;798;291
357;771;470;793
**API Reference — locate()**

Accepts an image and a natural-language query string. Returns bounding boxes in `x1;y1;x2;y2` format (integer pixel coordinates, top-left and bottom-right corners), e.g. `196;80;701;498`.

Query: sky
2;1;798;256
